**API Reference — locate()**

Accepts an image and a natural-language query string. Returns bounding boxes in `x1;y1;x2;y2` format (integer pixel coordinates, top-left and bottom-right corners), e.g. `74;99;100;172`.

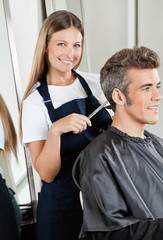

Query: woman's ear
112;88;126;106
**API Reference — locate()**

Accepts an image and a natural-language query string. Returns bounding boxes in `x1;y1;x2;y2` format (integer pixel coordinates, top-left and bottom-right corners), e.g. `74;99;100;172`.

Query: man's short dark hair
100;46;160;112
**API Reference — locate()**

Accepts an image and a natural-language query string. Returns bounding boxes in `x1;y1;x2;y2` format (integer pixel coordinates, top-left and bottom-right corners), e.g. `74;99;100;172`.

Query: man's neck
111;113;145;139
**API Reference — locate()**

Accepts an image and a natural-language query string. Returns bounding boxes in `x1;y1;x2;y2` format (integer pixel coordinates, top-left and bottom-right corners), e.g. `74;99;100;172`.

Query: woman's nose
66;46;73;59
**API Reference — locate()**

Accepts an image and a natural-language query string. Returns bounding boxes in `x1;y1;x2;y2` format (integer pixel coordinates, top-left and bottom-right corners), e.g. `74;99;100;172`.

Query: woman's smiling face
46;26;83;74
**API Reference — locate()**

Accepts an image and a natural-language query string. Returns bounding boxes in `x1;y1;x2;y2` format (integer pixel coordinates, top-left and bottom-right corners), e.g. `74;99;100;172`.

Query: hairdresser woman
20;10;112;240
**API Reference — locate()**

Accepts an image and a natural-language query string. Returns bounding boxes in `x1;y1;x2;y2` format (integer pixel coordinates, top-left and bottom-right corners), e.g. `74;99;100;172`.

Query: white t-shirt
0;117;5;150
22;71;113;144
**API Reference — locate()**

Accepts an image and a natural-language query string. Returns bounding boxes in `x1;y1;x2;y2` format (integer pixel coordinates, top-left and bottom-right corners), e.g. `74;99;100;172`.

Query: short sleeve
22;95;50;144
0;117;5;150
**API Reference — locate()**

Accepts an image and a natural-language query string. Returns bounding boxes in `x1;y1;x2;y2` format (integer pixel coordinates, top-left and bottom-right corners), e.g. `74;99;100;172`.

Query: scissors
88;101;110;120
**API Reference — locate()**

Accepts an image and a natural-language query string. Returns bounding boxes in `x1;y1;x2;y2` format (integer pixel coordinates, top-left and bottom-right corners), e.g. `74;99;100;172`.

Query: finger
71;121;86;134
71;113;92;127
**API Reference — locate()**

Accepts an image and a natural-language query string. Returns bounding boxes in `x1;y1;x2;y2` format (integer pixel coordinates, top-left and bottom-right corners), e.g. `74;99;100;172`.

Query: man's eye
143;87;150;91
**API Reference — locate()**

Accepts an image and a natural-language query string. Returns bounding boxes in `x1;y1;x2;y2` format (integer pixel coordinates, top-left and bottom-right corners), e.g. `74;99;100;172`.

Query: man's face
124;68;162;126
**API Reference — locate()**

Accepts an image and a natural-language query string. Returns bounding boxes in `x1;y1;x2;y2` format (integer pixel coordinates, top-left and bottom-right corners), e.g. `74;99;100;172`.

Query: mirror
0;0;31;205
0;0;36;224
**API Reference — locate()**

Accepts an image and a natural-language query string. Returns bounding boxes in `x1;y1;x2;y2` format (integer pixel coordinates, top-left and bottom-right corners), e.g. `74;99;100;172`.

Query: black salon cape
72;126;163;240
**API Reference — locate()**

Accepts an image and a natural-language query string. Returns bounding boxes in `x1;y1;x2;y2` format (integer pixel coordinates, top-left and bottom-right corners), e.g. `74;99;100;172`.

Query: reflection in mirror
0;0;35;225
0;0;30;205
0;94;22;236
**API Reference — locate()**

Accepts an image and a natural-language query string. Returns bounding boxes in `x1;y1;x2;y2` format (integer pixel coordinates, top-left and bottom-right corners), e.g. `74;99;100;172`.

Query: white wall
138;0;163;137
81;0;163;138
81;0;129;73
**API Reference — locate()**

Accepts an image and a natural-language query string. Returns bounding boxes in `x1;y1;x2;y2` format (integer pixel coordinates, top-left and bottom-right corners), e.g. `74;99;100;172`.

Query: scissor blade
88;100;108;119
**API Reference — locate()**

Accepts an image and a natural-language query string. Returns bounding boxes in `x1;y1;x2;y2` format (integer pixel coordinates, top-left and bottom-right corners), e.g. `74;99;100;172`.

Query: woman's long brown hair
0;94;18;160
19;10;84;140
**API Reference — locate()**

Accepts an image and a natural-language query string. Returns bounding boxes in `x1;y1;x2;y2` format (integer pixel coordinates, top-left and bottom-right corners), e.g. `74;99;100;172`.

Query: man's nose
151;88;162;101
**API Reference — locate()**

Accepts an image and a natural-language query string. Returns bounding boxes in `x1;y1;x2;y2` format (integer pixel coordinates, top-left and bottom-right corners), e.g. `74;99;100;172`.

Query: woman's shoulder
76;70;108;103
76;70;101;91
77;70;100;82
23;82;43;107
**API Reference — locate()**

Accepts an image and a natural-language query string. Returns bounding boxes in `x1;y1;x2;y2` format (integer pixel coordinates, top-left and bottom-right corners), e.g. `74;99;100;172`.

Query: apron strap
37;70;104;123
37;76;55;123
72;69;93;97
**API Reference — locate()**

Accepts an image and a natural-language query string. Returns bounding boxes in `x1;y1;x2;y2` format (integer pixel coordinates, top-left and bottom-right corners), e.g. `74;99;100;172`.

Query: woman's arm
28;113;91;182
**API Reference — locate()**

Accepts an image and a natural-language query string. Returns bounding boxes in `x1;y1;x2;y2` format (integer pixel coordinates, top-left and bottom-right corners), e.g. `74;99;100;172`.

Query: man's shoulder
85;127;125;150
80;128;121;163
145;130;163;147
84;129;111;150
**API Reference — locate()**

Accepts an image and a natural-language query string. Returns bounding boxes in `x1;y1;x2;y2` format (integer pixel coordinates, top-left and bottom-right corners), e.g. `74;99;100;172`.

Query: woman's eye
58;43;65;46
74;44;81;48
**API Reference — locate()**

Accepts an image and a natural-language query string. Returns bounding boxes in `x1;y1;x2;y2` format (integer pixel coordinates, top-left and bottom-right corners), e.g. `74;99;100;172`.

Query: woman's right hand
28;113;91;182
50;113;92;135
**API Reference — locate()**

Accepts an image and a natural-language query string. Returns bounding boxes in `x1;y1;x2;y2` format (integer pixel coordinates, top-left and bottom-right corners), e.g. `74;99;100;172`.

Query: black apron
36;71;112;240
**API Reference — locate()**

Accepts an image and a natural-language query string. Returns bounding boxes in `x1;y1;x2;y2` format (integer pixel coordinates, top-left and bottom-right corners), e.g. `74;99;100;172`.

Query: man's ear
112;88;126;106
